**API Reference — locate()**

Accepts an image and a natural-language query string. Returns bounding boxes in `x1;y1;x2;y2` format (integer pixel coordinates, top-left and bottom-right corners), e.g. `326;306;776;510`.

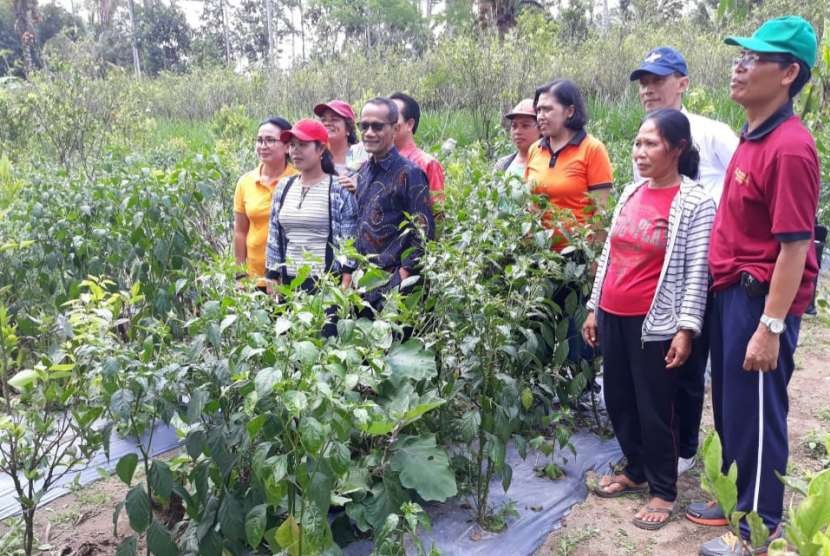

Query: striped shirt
279;176;330;277
588;175;716;341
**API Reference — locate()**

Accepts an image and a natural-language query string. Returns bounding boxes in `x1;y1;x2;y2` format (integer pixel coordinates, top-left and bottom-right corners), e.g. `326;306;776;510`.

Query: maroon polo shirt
709;101;820;317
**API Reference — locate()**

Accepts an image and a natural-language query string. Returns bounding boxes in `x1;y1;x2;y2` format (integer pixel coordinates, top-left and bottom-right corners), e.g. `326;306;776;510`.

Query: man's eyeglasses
256;137;281;146
731;52;791;69
358;121;392;133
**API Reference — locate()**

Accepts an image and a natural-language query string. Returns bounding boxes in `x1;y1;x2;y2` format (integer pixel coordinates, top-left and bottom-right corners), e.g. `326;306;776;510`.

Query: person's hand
582;311;598;348
399;267;411;281
665;329;693;368
265;279;280;299
338;175;357;192
743;325;780;372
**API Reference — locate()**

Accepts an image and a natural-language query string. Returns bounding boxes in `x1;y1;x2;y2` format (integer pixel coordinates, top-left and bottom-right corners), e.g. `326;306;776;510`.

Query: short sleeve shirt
233;164;298;277
399;139;446;204
708;102;820;317
525;130;613;226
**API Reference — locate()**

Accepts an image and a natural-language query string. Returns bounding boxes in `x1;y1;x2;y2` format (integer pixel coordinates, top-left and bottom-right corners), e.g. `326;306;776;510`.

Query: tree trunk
264;0;275;66
127;0;141;78
221;0;231;67
12;0;38;77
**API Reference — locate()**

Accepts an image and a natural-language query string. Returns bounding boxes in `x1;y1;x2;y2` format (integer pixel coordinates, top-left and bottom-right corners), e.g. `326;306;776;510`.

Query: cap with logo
313;100;356;122
280;119;330;144
505;98;536;119
724;15;817;68
629;46;688;81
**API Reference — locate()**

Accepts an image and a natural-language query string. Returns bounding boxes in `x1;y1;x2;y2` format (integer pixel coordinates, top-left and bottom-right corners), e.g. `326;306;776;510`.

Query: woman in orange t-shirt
525;79;613;248
233;117;298;286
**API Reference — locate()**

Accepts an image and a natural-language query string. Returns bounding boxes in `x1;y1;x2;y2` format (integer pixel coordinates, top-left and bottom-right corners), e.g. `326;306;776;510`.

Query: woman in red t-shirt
581;109;716;531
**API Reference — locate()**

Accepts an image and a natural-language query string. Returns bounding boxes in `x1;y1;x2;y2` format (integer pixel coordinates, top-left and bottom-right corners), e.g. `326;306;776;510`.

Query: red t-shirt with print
600;183;680;316
709;111;819;317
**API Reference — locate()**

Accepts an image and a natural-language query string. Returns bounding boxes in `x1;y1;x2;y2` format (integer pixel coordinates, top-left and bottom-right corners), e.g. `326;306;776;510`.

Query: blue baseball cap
629;47;688;81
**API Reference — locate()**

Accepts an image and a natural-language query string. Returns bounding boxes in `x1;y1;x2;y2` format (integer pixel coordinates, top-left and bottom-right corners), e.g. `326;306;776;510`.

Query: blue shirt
355;147;435;271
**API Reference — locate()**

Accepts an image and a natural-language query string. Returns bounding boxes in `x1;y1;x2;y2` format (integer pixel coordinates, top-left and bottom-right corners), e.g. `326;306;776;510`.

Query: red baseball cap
280;119;329;144
313;99;356;121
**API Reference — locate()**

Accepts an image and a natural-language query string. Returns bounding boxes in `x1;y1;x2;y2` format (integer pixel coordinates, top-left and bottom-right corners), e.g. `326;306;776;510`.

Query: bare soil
537;292;830;556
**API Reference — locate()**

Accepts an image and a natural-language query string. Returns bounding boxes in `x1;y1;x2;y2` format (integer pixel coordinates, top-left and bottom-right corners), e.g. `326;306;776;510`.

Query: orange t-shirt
525;130;613;237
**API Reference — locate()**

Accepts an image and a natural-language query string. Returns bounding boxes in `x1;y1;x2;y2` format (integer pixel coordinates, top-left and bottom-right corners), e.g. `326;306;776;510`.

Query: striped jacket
587;175;716;341
265;175;358;282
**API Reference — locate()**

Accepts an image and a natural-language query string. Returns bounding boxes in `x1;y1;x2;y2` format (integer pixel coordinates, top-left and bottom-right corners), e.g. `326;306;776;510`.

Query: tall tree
11;0;38;76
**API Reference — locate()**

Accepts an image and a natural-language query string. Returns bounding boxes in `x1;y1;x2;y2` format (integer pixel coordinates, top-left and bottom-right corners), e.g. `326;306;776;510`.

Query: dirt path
537;293;830;556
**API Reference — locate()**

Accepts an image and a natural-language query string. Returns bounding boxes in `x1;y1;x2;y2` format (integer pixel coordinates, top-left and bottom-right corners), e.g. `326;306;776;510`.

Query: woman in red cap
264;119;359;309
233;116;298;289
313;100;368;175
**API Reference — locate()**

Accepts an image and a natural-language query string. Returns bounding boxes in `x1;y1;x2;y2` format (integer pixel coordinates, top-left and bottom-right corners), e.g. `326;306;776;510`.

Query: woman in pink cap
264;119;359;323
313;100;368;175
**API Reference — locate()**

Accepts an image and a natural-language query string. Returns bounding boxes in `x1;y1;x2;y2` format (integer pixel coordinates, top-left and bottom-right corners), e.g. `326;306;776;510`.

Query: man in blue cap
629;47;739;483
689;15;820;556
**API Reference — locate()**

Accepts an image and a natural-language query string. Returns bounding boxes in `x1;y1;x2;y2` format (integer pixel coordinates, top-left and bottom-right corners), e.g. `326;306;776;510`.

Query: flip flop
593;476;648;498
632;505;673;530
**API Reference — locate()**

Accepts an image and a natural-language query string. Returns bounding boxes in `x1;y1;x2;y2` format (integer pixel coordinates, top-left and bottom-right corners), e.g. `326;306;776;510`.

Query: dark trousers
597;309;681;502
674;297;710;459
710;284;800;537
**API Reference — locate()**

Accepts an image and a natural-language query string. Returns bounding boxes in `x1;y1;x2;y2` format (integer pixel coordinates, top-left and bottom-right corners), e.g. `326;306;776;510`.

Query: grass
555;525;600;555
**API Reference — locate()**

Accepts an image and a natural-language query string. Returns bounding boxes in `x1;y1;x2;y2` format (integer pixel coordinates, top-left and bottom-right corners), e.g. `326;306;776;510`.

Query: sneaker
687;500;729;526
678;455;697;475
698;529;780;556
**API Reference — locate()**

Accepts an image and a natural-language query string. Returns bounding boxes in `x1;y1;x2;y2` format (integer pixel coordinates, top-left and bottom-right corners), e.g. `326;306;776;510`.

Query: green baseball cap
724;15;817;68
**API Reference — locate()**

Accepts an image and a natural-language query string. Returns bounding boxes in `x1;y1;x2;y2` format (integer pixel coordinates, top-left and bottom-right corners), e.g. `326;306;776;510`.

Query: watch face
771;320;785;334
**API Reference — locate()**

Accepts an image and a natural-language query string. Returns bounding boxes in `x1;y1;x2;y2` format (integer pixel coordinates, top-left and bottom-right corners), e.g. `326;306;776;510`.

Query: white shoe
678;456;697;475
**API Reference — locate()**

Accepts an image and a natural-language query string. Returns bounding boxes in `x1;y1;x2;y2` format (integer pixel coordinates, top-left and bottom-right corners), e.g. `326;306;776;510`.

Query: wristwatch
760;314;786;335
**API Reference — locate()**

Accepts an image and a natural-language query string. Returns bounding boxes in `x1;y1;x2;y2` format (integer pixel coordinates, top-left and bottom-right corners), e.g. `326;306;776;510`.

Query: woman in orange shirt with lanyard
233;117;299;288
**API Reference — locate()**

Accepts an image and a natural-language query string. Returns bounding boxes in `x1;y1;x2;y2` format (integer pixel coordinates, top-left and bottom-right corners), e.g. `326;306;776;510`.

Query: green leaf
8;369;38;390
747;512;770;550
186;389;209;424
245;504;268;548
283;390;307;416
115;536;137;556
255;367;281;398
358;267;391;291
218;493;245;542
390;435;457;502
125;486;151;533
521;388;533;411
185;430;205;460
115;454;139;486
275;515;301;556
147;520;178;556
807;468;830;497
110;389;135;420
149;461;173;500
386;339;436;386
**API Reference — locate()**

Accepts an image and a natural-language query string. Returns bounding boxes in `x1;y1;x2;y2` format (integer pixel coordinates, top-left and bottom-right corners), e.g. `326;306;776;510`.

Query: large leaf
8;369;38;391
125;486;151;533
386;340;436;386
110;388;135;420
245;504;268;548
149;460;173;500
147;520;178;556
116;454;139;486
218;493;245;542
275;515;301;556
390;435;457;502
115;536;137;556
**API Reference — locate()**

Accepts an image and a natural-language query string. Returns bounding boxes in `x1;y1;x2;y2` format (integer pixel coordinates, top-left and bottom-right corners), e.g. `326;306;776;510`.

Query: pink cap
313;99;356;122
280;118;329;144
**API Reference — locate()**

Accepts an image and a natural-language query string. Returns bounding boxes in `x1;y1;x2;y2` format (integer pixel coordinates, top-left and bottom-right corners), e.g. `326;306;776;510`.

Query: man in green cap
689;15;820;556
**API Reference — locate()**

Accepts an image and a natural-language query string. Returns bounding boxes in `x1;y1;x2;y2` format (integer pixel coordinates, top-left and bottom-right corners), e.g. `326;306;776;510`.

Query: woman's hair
344;119;358;146
644;108;700;180
533;79;587;131
259;116;292;164
317;142;338;175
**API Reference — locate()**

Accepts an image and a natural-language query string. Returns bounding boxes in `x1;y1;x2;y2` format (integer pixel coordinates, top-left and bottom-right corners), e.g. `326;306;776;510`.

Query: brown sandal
593;475;648;498
632;505;674;530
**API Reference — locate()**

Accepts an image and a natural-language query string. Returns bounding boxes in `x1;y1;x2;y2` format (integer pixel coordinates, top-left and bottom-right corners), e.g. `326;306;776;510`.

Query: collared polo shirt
632;108;738;205
525;130;613;248
709;101;819;317
398;138;446;204
234;163;298;277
